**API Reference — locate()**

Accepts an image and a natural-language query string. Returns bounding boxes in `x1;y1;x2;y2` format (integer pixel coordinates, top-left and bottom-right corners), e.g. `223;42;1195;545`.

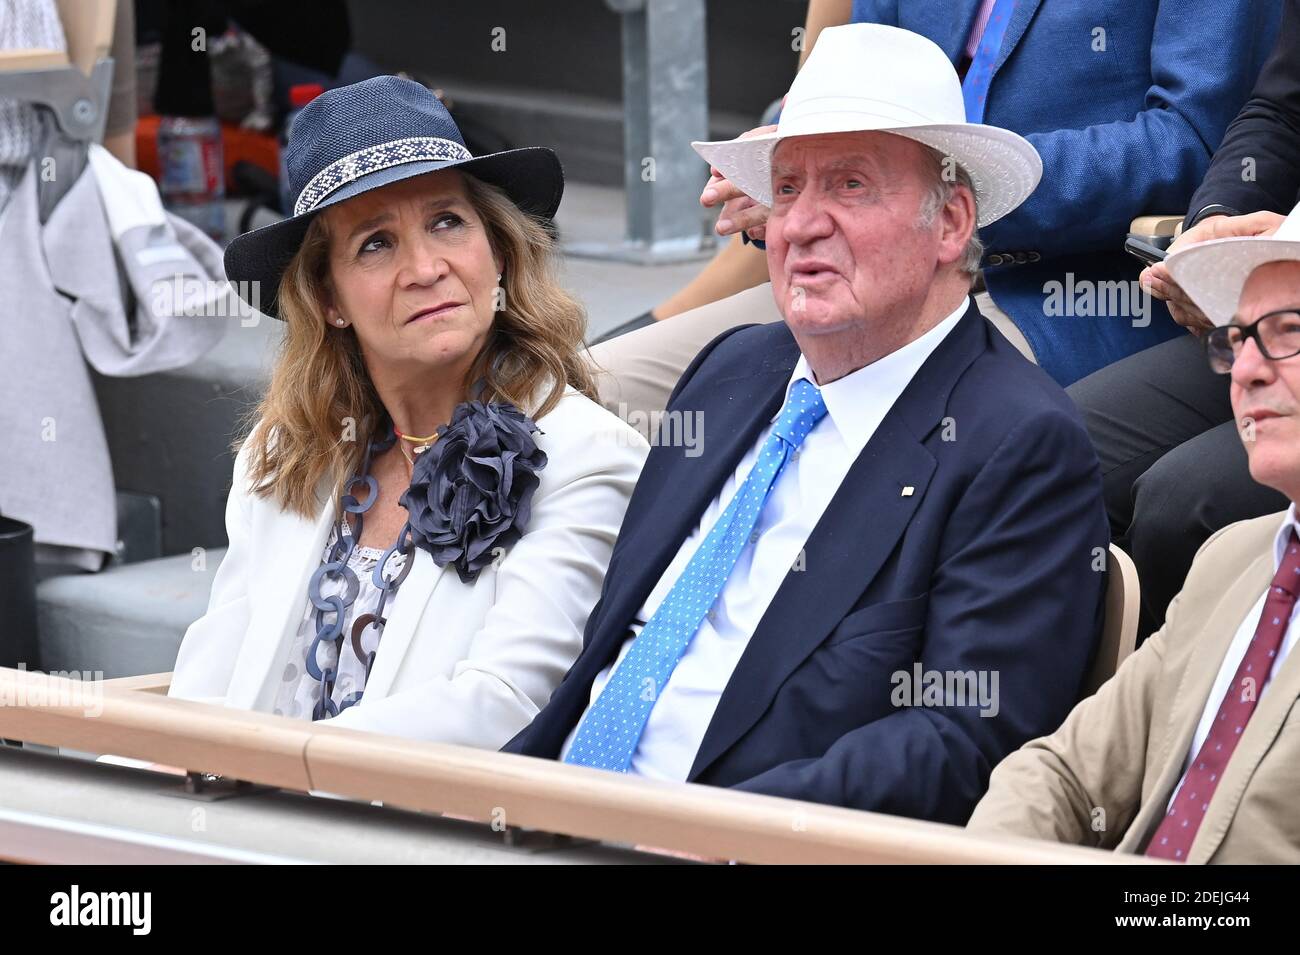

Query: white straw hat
1164;201;1300;327
692;23;1041;228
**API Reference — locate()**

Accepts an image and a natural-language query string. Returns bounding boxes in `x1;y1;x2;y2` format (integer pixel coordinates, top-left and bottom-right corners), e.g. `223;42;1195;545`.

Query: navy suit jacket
505;301;1109;824
1187;0;1300;223
849;0;1282;385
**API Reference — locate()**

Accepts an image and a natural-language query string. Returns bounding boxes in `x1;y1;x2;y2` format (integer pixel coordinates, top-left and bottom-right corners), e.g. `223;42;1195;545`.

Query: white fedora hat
692;23;1041;228
1164;201;1300;327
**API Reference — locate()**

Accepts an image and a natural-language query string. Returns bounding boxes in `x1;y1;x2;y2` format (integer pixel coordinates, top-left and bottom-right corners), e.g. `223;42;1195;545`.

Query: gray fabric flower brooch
400;401;548;583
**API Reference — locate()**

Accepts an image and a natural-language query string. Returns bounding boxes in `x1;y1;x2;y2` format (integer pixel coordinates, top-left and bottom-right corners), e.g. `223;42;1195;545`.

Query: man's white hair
916;145;984;277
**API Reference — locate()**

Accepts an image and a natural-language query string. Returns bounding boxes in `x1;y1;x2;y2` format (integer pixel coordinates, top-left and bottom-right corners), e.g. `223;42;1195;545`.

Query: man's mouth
1239;407;1291;427
789;260;840;284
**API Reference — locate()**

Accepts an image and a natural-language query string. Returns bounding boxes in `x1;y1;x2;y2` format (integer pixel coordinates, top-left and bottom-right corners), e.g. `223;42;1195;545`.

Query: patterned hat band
293;136;475;216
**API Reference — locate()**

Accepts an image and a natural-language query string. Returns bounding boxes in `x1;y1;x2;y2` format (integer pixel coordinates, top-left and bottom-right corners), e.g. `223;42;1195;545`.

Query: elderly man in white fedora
591;16;1047;421
504;24;1109;821
969;203;1300;862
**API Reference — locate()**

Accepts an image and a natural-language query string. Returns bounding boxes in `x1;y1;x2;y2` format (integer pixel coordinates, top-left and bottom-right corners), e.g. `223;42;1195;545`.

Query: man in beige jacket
968;204;1300;864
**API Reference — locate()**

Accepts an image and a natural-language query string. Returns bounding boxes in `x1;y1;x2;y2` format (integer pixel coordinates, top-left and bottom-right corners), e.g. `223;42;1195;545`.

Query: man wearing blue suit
850;0;1282;386
504;25;1109;823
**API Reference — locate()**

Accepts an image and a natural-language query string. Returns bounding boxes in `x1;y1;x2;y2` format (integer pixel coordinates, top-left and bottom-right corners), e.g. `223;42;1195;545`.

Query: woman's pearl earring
334;318;346;327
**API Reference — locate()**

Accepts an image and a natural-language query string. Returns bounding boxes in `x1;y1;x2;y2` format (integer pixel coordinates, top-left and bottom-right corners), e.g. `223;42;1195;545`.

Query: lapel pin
901;485;915;497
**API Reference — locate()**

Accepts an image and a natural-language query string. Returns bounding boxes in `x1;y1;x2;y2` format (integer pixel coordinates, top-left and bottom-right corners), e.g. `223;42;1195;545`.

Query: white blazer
168;389;648;749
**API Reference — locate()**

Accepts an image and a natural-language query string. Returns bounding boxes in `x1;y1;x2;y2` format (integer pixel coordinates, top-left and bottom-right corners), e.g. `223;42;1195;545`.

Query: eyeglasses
1206;308;1300;374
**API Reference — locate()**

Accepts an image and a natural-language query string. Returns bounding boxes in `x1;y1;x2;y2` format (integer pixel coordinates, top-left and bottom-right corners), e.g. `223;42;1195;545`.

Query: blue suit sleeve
980;0;1281;259
730;407;1109;823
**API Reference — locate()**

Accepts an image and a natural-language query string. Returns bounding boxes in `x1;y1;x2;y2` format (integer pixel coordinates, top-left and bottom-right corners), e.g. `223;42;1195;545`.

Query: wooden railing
0;667;1142;864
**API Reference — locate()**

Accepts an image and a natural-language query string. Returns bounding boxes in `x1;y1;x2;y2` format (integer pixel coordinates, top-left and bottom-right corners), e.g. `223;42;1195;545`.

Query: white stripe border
294;136;473;216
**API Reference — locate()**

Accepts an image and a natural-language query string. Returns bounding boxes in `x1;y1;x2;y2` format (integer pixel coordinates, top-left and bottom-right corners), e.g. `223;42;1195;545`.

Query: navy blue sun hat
224;75;564;319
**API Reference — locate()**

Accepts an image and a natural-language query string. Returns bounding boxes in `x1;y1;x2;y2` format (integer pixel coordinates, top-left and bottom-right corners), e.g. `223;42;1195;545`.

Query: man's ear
937;183;977;267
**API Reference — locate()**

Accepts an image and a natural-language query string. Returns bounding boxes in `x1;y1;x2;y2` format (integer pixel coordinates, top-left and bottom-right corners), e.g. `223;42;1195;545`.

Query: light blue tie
564;378;828;772
962;0;1016;124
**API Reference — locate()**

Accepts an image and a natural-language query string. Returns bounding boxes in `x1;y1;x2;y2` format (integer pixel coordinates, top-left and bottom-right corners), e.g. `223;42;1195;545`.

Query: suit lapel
223;468;456;709
225;491;337;710
1191;563;1300;863
688;302;987;781
992;0;1043;76
689;421;937;780
584;333;799;672
1117;551;1276;854
360;547;449;699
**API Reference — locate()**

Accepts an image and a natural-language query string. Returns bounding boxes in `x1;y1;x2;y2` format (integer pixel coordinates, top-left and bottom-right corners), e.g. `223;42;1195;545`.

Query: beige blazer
168;390;648;749
968;511;1300;863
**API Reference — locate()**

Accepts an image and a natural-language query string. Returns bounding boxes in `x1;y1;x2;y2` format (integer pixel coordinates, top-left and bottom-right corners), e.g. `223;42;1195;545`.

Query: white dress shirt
1170;504;1300;806
561;300;968;780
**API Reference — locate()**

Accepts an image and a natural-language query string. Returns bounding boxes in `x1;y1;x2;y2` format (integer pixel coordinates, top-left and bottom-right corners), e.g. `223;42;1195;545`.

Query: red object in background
136;116;281;195
290;83;325;109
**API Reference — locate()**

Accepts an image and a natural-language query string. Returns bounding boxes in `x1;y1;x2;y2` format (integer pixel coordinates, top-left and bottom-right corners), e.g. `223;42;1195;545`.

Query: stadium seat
36;549;223;678
1082;543;1140;695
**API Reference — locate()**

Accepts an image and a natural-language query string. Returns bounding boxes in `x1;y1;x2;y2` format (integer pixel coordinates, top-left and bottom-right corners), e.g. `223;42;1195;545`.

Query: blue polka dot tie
564;378;828;772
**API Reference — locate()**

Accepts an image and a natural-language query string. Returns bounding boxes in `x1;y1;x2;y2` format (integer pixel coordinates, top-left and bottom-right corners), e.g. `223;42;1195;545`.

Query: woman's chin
401;328;483;372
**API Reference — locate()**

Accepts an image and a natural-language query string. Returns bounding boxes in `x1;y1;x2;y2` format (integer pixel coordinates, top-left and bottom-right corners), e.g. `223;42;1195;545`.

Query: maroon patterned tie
1145;529;1300;861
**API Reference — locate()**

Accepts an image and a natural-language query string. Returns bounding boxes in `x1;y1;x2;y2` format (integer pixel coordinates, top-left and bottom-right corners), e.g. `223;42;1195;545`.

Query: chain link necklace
303;425;423;720
299;396;545;720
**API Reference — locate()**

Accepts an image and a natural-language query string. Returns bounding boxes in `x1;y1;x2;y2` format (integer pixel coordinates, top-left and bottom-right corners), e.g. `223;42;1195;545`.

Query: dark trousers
1067;334;1289;640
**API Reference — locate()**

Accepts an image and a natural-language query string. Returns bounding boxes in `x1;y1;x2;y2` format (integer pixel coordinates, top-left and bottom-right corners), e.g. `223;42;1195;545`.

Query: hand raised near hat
1141;210;1286;336
701;124;777;242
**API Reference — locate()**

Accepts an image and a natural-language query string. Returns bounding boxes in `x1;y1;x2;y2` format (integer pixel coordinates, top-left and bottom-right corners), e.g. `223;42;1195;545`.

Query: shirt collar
1272;502;1300;571
779;298;969;457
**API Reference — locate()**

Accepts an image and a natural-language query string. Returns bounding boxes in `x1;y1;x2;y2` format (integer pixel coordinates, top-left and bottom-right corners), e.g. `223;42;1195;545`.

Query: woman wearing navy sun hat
169;75;648;745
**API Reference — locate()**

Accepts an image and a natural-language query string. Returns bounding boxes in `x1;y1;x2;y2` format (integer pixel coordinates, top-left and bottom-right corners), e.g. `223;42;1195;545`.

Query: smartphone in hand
1124;234;1169;266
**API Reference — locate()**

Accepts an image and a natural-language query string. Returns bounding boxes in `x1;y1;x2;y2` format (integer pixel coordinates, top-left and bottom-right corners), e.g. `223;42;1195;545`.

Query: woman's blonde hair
238;172;597;518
